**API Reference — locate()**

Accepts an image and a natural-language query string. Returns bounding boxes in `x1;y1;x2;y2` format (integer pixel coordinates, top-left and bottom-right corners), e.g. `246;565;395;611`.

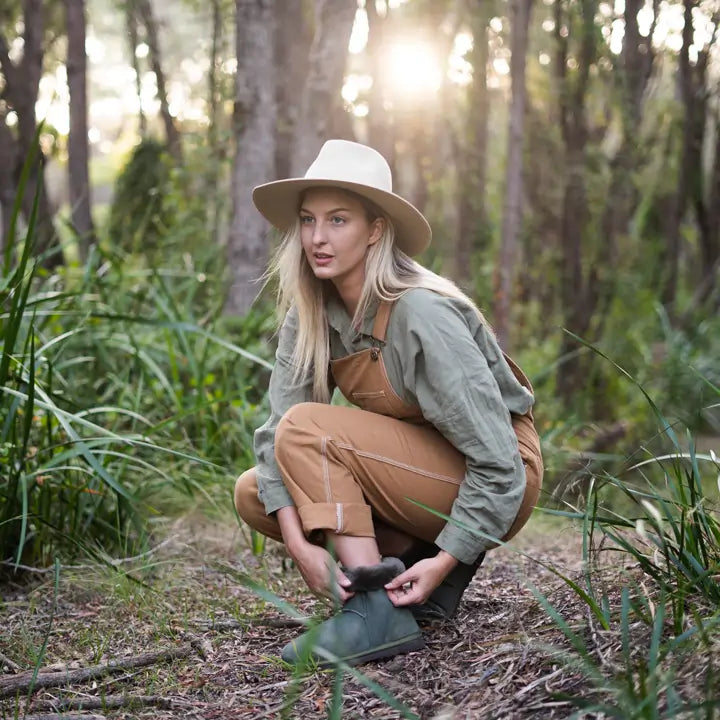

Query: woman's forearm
276;506;308;556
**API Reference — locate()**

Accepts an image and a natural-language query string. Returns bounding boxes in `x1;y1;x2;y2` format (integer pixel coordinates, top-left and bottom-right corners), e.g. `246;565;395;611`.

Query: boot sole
317;632;425;669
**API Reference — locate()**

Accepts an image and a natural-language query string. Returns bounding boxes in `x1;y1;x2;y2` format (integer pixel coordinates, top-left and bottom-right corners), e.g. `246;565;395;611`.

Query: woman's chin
311;266;336;280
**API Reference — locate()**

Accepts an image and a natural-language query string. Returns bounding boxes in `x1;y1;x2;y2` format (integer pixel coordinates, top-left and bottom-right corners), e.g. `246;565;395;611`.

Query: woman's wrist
275;506;309;558
435;549;459;572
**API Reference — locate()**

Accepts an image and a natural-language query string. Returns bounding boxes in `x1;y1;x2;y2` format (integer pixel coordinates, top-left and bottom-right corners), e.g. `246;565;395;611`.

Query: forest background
1;0;720;717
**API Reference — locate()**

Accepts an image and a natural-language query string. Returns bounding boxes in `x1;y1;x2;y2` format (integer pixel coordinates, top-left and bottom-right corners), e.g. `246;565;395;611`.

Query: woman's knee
275;402;326;465
234;468;258;520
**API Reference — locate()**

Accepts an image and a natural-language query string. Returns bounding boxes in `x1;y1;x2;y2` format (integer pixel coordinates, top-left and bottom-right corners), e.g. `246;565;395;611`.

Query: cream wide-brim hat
252;139;432;256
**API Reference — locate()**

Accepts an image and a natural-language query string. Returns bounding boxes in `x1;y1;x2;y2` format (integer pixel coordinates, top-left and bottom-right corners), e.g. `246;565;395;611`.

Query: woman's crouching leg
233;468;283;543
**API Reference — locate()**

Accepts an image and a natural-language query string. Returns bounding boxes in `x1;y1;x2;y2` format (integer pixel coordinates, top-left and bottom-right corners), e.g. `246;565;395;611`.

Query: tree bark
65;0;95;261
493;0;532;351
365;0;394;164
225;0;276;315
136;0;182;163
290;0;357;176
0;0;61;268
207;0;224;161
126;0;147;137
456;0;491;286
554;0;595;402
274;0;312;179
0;108;17;255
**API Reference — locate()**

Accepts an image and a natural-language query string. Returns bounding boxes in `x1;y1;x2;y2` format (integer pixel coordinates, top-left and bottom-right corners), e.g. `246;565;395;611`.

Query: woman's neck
333;278;364;319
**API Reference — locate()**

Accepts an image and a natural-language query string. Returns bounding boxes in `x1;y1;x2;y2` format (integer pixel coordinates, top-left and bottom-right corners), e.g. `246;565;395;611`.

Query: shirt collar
326;294;380;339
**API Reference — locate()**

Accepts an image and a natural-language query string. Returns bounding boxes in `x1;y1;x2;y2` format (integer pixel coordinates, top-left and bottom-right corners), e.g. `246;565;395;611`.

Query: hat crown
304;140;393;193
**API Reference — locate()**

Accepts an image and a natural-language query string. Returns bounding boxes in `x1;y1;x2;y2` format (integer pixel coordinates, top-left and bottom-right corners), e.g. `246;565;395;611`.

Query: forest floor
0;511;713;720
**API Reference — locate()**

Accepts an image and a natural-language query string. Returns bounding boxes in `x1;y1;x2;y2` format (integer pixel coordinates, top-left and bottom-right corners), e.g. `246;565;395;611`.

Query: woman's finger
387;585;423;606
384;569;415;590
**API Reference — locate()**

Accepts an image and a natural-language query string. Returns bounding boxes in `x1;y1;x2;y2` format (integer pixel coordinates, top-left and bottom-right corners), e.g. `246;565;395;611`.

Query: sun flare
384;41;443;98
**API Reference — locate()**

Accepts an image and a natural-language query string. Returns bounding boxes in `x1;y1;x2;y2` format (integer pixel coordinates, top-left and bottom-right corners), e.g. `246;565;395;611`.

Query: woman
234;139;543;668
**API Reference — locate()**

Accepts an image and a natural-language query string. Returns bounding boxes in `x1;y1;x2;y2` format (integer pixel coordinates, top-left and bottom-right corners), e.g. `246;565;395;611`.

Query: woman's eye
300;215;314;224
330;216;346;225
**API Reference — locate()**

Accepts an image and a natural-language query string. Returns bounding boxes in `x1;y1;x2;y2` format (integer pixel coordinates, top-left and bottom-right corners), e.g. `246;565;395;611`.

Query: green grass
1;172;274;568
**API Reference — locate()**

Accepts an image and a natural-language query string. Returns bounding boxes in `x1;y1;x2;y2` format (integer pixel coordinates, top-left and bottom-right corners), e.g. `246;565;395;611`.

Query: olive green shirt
253;288;534;564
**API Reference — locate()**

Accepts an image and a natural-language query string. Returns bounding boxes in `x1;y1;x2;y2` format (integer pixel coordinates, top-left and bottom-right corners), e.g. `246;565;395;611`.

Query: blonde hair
265;191;491;403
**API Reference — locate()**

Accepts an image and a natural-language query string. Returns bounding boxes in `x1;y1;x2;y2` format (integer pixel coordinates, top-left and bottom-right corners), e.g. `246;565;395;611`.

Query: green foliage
107;139;173;256
1;183;275;568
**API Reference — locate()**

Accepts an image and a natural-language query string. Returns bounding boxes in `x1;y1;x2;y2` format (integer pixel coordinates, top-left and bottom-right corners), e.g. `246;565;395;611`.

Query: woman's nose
312;222;328;245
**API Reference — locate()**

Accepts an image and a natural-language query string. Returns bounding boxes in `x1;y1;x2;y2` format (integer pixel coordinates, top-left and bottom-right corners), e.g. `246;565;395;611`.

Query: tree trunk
207;0;223;161
290;0;357;176
493;0;532;351
365;0;394;163
456;0;491;286
554;0;595;402
0;0;61;268
225;0;276;315
126;0;146;137
0;113;16;255
65;0;95;261
136;0;182;163
274;0;312;179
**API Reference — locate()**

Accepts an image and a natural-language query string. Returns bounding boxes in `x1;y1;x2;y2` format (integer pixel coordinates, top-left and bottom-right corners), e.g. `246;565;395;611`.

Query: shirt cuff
257;475;295;516
435;523;490;565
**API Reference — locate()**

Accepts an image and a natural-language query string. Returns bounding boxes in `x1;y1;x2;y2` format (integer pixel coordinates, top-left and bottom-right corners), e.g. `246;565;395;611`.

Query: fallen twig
194;616;304;631
0;644;197;699
0;651;21;673
34;694;174;711
23;715;106;720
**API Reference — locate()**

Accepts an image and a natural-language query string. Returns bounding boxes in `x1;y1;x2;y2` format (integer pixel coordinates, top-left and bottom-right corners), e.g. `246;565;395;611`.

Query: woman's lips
314;253;333;266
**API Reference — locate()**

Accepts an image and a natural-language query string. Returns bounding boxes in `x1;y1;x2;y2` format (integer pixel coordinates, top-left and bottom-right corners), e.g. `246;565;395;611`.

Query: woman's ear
368;218;385;246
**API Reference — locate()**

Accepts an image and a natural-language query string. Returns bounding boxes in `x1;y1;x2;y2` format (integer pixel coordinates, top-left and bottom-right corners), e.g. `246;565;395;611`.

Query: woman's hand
384;551;458;607
274;506;352;602
291;541;354;603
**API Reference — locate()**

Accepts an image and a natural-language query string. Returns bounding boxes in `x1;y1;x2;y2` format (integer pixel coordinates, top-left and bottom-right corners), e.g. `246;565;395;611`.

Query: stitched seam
335;442;461;485
321;435;332;503
337;503;343;532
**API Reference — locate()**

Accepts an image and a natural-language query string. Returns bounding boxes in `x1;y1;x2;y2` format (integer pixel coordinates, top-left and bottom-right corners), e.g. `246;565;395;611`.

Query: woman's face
299;188;383;298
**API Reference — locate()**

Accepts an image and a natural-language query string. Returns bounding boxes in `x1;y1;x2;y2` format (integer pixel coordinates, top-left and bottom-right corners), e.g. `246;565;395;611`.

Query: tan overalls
234;301;543;552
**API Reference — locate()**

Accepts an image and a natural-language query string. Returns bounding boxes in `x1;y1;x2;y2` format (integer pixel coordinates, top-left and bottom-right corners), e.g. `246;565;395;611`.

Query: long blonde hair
265;190;491;402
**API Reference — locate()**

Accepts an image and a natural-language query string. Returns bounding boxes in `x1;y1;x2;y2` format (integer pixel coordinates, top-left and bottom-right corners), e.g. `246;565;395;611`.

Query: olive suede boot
280;588;424;668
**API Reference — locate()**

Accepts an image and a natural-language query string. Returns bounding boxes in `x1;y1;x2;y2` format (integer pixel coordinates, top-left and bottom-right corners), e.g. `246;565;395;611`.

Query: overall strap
371;301;393;343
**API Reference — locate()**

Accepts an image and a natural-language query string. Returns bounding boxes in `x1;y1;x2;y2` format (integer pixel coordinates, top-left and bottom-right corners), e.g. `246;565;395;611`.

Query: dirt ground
0;514;711;719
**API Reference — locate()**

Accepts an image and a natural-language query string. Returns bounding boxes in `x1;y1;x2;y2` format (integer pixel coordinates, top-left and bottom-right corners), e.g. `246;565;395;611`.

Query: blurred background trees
1;0;719;561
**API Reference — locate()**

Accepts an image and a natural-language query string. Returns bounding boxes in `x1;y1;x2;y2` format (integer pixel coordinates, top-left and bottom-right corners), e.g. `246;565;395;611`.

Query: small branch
34;694;174;712
0;651;21;673
0;644;197;699
193;616;304;631
23;715;106;720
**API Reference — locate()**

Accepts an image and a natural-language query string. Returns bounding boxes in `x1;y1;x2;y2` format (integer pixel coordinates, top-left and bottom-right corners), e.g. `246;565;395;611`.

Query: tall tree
0;0;61;267
225;0;276;315
135;0;182;163
274;0;312;179
673;1;720;314
125;0;146;137
65;0;95;261
494;0;533;351
290;0;357;176
455;0;492;287
0;110;16;253
553;0;599;402
365;0;394;164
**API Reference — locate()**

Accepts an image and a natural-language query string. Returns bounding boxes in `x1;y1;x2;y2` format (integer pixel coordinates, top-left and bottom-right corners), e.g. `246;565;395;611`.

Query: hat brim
252;178;431;257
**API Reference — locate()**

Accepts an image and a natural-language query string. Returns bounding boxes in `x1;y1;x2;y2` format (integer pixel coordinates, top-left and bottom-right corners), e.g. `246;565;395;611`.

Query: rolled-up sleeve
392;293;526;564
254;307;314;515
